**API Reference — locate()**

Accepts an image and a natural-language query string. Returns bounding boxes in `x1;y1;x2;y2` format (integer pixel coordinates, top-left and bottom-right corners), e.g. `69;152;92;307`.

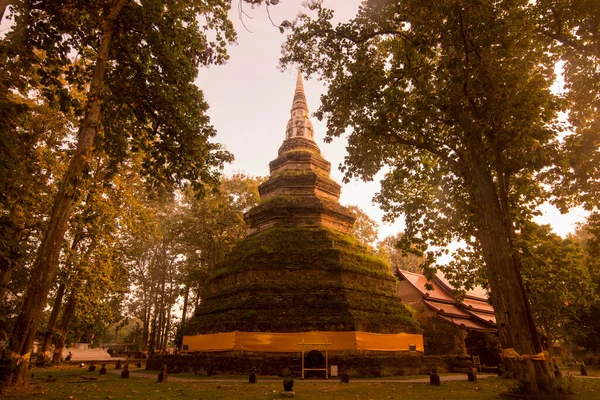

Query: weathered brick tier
245;196;355;235
147;352;470;377
248;136;354;235
186;228;420;335
258;172;341;202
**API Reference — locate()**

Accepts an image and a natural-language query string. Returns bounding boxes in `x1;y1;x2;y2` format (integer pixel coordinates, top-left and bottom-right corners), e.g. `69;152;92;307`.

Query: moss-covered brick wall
147;351;457;377
185;227;420;335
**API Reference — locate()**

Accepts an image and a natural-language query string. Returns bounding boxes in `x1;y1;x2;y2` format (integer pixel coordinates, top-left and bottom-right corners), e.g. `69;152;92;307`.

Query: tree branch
319;27;412;45
374;130;464;172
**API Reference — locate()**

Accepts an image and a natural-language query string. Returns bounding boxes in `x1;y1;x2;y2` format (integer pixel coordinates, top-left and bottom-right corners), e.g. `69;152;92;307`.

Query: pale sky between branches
196;0;588;242
0;0;586;242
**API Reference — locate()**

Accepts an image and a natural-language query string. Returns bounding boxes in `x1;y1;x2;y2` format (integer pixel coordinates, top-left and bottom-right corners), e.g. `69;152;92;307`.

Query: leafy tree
279;0;585;392
519;222;597;357
35;150;141;364
0;76;73;344
377;233;424;274
569;214;600;352
1;0;274;388
574;213;600;286
347;205;379;246
535;1;600;212
125;174;262;352
171;174;261;339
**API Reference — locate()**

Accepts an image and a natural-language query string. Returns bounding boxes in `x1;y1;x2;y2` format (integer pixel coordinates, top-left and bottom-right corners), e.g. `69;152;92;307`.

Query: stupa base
146;350;466;378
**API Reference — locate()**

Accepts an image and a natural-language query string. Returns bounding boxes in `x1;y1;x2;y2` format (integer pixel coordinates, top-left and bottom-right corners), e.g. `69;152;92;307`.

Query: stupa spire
285;71;314;141
292;70;308;113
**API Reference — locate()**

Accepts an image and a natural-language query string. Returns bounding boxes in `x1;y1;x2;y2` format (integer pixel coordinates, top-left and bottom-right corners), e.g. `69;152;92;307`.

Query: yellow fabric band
9;351;31;365
183;331;425;352
502;348;545;361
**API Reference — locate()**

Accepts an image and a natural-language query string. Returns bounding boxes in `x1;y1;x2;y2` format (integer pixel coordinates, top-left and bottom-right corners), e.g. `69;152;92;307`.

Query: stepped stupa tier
245;72;356;236
186;72;419;336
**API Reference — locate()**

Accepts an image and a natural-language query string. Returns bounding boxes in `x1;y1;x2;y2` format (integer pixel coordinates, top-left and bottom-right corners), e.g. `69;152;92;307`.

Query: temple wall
146;352;474;377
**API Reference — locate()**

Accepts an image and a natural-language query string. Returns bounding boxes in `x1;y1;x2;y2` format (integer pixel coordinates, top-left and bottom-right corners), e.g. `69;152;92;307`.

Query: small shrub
582;354;600;367
506;375;581;395
548;376;581;395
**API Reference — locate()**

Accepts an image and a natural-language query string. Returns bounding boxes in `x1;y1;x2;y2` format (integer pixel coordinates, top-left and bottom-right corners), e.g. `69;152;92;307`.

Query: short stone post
136;360;142;368
121;363;130;379
88;362;96;372
467;367;478;382
554;364;562;378
340;371;349;384
429;368;441;386
282;379;295;397
115;360;122;370
158;364;168;383
99;363;107;375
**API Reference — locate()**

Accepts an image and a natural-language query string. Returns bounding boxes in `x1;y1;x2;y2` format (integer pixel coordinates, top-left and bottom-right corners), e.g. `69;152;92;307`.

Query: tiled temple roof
399;270;497;332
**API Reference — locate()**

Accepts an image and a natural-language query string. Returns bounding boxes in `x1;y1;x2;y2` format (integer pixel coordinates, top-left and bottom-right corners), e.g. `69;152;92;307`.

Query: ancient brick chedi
187;72;418;335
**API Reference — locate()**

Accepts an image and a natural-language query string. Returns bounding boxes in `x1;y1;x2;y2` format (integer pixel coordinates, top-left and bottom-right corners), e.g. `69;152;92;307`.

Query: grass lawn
3;365;599;399
562;365;600;378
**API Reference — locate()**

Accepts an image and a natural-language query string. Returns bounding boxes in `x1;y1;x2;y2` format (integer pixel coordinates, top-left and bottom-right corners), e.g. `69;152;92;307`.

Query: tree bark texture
464;134;552;394
0;216;22;312
142;303;150;352
51;291;76;365
149;317;157;354
36;232;81;365
35;283;65;365
0;0;127;390
181;285;189;331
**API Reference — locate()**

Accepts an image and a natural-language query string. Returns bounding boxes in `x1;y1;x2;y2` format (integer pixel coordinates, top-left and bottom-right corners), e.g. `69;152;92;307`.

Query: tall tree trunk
142;302;151;352
181;284;189;331
51;290;76;364
35;283;65;365
162;270;175;352
0;217;21;311
195;283;201;309
0;220;20;342
157;246;166;352
36;232;81;365
465;136;551;394
156;289;165;352
163;307;171;352
0;1;127;390
149;316;157;355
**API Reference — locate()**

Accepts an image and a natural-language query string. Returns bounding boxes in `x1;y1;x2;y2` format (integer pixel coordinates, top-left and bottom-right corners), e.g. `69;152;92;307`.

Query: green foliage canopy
280;0;562;283
278;0;600;389
347;204;379;246
519;222;597;346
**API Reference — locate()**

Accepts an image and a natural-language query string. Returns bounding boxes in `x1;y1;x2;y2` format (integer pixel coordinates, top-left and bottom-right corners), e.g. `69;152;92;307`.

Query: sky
0;0;587;241
195;0;587;241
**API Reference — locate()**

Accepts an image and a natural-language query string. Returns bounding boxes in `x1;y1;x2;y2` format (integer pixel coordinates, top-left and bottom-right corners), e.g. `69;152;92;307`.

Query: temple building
398;270;496;332
397;270;497;356
183;73;421;352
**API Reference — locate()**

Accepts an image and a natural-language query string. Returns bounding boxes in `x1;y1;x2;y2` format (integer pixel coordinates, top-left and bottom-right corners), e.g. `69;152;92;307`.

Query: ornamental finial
285;71;314;141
